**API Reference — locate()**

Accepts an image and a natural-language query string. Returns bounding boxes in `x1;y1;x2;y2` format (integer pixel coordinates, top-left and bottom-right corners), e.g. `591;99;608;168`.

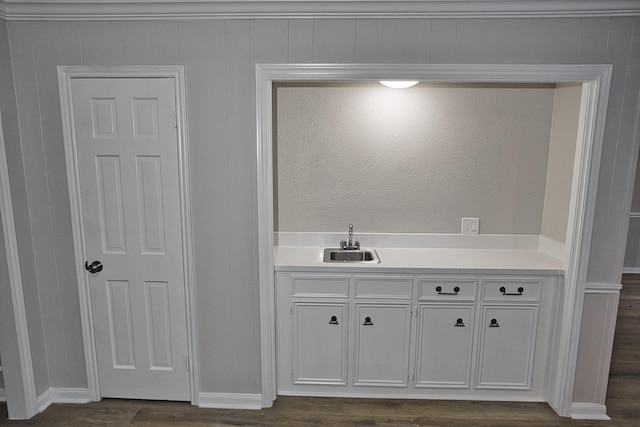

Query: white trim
256;63;612;413
0;388;6;402
538;235;566;261
570;403;611;420
552;68;612;417
0;0;639;21
49;388;92;404
36;389;51;413
584;282;623;292
622;266;640;274
36;388;91;414
198;393;263;410
276;232;540;250
0;106;38;418
57;65;199;404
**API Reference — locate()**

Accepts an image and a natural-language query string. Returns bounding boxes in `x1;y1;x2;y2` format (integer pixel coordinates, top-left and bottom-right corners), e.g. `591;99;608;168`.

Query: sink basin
323;248;380;263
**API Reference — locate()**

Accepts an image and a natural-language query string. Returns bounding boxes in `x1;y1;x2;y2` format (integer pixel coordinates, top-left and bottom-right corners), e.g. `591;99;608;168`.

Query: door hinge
186;355;190;371
173;110;178;128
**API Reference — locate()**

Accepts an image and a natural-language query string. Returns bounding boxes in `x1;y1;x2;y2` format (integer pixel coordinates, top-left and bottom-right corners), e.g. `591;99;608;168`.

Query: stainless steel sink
323;248;380;263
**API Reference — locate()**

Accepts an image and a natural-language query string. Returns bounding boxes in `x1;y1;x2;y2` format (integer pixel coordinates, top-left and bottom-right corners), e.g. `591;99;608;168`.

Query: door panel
71;77;189;401
292;302;348;385
353;303;411;387
414;304;474;388
476;305;538;390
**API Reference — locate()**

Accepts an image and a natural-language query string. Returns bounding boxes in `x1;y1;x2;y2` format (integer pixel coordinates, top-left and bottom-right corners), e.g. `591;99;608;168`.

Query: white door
70;77;190;400
353;303;412;387
414;304;474;388
292;302;349;385
476;305;538;390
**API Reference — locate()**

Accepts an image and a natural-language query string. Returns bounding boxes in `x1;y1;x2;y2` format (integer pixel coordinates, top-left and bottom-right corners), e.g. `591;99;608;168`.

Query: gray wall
624;150;640;269
0;18;50;398
276;83;554;235
2;17;639;396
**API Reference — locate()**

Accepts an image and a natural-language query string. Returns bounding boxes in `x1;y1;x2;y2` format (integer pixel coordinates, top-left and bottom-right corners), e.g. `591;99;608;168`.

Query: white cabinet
276;271;556;401
291;301;348;385
414;304;475;388
276;274;350;393
476;305;538;389
476;278;543;390
353;275;413;387
353;302;412;387
414;277;477;388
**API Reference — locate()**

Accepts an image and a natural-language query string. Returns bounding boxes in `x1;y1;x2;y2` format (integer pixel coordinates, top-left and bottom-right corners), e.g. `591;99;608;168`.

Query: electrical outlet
461;218;479;235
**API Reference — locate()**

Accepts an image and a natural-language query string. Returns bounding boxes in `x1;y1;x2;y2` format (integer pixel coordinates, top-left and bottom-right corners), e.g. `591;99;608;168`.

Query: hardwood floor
2;275;639;426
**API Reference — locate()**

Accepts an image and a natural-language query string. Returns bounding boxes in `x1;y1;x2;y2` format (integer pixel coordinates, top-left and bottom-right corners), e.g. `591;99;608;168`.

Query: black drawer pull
500;286;524;296
454;318;465;327
489;318;500;328
329;315;339;325
436;286;460;295
363;316;374;326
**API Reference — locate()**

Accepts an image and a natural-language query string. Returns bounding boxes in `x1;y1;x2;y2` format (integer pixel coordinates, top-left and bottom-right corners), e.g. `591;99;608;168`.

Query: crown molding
0;0;639;21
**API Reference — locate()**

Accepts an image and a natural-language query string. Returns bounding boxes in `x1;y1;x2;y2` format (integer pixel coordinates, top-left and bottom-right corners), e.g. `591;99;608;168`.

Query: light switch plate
462;218;479;235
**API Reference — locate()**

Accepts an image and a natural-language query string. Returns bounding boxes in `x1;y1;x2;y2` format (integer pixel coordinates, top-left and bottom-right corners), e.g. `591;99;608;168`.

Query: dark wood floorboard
2;275;639;426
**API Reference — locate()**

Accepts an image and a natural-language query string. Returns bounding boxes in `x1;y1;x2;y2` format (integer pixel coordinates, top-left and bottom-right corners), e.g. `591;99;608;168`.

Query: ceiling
0;0;639;21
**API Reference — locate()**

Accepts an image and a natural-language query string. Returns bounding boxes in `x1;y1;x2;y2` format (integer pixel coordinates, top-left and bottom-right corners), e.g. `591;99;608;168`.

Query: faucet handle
340;240;347;249
354;240;360;249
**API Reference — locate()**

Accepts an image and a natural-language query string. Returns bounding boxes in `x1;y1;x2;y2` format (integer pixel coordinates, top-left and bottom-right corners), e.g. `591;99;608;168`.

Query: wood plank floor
2;275;639;426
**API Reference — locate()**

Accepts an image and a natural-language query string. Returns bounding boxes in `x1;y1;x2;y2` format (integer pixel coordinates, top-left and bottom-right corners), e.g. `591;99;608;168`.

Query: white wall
276;83;554;234
541;83;582;244
2;17;639;400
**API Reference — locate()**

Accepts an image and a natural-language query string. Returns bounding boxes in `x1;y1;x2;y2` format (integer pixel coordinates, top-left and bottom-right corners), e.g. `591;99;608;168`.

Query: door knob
85;260;103;274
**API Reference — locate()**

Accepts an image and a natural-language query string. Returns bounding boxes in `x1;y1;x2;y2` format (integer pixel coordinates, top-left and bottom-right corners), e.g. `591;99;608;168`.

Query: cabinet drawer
418;278;477;301
354;276;413;299
291;275;349;298
481;278;542;302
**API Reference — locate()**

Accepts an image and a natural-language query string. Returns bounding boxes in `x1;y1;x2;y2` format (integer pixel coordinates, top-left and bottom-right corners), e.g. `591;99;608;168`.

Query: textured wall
276;83;554;234
541;84;582;243
2;17;639;399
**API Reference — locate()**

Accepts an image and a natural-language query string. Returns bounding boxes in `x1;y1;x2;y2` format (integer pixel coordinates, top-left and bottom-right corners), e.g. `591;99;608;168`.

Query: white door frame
58;66;199;404
0;108;38;419
256;63;613;415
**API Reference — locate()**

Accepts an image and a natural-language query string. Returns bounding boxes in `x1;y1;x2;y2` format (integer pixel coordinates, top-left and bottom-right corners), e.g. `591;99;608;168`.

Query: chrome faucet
340;224;360;250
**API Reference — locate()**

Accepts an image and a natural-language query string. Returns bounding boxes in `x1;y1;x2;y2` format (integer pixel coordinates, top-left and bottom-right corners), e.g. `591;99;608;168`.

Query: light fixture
379;80;419;89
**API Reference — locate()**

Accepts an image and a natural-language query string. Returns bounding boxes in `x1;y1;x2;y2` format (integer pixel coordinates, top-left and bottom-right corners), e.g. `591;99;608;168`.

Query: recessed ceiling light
379;80;420;89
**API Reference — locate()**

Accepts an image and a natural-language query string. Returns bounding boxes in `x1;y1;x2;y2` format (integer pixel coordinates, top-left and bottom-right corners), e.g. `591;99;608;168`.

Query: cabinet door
414;304;474;388
476;305;538;389
292;302;348;385
353;303;412;387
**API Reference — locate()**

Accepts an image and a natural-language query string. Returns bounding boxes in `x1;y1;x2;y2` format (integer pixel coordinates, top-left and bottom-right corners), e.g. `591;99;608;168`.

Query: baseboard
37;388;91;413
570;403;610;420
198;392;263;410
0;388;6;402
622;267;640;274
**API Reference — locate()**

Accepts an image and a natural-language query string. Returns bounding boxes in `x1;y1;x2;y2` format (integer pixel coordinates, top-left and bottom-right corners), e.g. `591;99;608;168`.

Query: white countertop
274;246;565;275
